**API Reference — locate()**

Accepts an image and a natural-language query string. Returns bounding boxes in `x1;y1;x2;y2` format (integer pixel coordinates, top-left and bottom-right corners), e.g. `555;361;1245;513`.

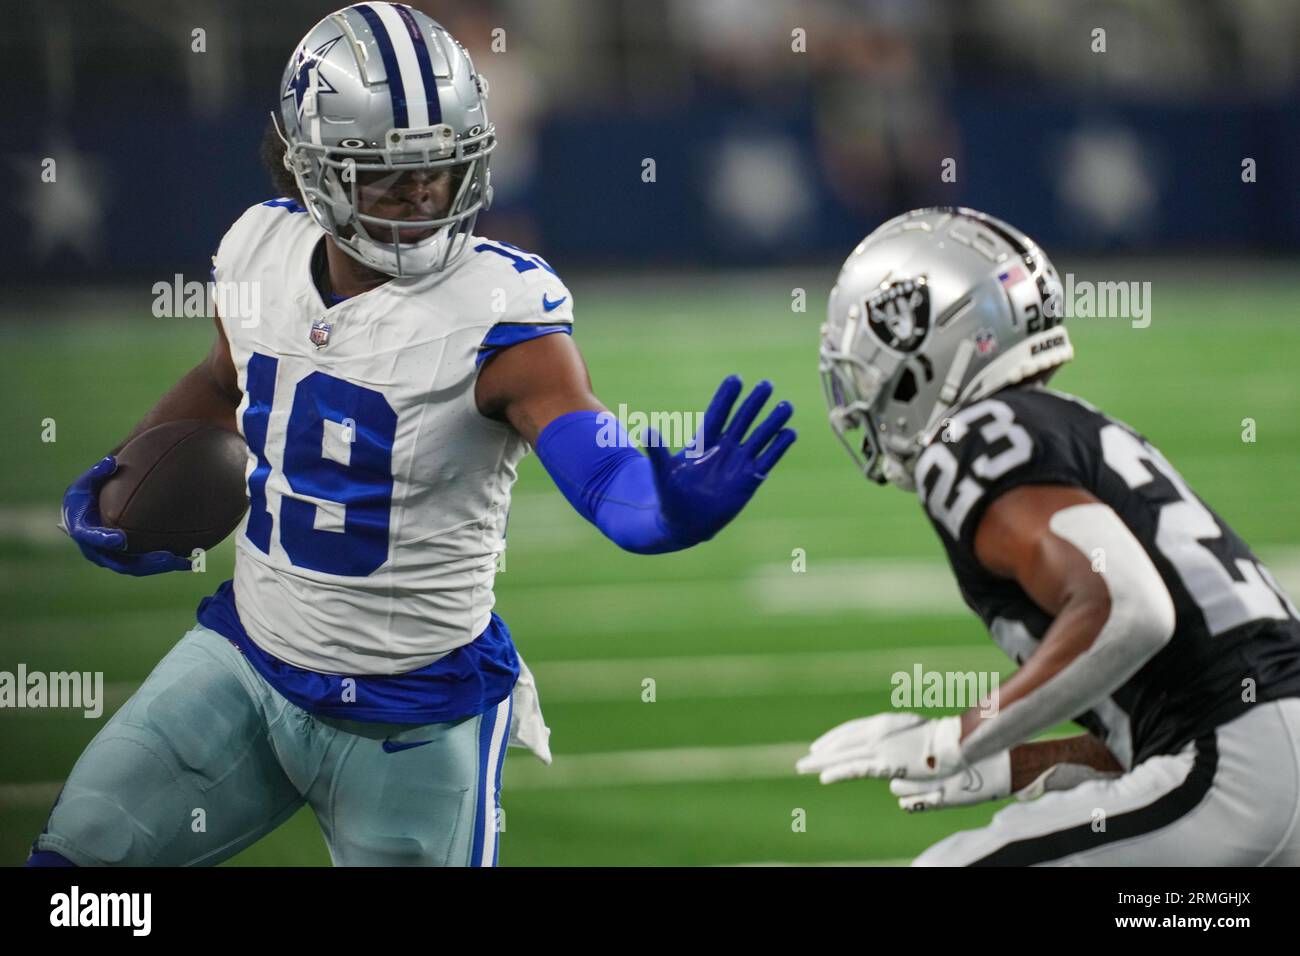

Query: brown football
98;420;249;556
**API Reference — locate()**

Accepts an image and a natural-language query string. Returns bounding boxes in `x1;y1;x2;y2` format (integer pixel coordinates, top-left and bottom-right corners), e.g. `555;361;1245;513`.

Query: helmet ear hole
892;368;918;403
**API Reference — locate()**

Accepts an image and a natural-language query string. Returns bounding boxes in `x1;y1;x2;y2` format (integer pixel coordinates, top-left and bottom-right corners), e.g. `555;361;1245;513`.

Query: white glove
890;751;1011;812
891;756;1121;813
796;712;964;784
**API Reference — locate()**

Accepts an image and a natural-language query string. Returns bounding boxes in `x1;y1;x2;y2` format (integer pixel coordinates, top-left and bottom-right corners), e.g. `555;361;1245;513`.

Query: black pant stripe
969;734;1219;866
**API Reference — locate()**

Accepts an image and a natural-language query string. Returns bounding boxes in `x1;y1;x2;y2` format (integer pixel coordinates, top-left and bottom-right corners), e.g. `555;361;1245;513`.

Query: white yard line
0;645;1002;717
0;781;61;809
750;551;1300;615
2;729;1077;807
528;645;1003;700
504;741;808;790
748;559;967;615
506;729;1073;791
0;506;64;547
0;743;805;808
7;494;1297;615
0;742;809;807
500;493;887;553
0;681;138;717
727;858;915;867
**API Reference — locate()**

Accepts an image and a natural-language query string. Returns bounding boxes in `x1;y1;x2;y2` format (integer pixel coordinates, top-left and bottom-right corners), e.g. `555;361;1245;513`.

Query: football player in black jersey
798;207;1300;865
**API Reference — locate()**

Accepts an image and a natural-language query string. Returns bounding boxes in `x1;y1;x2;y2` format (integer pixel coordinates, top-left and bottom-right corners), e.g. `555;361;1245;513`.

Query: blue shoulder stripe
477;323;572;366
262;197;306;213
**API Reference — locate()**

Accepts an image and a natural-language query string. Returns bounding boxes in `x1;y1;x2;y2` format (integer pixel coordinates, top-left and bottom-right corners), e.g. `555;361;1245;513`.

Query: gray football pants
915;698;1300;866
32;624;512;866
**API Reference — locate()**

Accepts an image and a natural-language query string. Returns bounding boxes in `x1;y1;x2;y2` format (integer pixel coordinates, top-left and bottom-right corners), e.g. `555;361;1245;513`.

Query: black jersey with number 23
913;384;1300;767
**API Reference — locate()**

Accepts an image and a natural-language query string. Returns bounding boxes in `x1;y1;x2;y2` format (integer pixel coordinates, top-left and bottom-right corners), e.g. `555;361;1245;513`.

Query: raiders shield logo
866;277;930;352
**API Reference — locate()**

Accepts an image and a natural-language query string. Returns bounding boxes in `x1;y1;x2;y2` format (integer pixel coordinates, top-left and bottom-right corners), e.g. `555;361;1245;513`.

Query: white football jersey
211;199;573;674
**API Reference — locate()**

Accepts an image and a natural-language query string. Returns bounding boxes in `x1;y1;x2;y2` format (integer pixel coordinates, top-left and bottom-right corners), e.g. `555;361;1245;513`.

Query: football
98;419;249;556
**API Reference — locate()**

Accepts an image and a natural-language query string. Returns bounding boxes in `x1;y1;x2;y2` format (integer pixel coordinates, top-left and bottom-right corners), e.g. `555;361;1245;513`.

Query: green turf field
2;264;1298;865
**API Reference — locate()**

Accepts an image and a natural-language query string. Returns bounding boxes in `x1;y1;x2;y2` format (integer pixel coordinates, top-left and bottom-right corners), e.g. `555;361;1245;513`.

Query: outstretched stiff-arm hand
476;333;796;554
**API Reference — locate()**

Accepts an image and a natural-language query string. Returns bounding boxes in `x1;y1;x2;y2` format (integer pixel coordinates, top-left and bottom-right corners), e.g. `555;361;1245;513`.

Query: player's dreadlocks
260;119;304;204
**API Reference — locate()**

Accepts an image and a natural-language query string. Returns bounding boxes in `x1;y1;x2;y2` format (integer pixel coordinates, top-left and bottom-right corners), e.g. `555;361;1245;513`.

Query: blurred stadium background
2;0;1298;865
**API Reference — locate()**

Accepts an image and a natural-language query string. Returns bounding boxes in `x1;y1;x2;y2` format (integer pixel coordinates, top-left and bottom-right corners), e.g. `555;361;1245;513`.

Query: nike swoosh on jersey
542;294;568;312
382;738;435;754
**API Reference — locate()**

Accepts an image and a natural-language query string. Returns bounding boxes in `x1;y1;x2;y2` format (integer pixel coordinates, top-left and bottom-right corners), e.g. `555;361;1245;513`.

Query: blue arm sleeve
533;410;683;555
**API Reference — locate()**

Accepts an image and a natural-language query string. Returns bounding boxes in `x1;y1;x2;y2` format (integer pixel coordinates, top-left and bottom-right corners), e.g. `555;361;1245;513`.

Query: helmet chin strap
883;456;917;491
961;327;1074;406
917;327;1075;449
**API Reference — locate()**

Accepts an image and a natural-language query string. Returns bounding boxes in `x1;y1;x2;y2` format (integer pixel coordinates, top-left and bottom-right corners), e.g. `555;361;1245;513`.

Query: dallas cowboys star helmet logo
283;35;343;120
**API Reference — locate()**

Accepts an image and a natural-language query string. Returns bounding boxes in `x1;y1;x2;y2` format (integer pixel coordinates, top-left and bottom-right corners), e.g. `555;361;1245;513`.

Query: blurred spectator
6;0;1299;282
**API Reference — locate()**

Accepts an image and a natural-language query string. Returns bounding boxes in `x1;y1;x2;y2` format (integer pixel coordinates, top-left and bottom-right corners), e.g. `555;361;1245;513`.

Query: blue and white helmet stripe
390;3;443;126
278;2;494;276
355;2;442;130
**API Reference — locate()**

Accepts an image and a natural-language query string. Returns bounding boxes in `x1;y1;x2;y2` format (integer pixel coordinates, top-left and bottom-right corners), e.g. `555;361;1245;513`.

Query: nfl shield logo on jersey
309;319;332;349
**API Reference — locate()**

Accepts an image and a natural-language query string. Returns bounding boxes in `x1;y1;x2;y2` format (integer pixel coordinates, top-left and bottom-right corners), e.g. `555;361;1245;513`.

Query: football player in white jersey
34;3;796;867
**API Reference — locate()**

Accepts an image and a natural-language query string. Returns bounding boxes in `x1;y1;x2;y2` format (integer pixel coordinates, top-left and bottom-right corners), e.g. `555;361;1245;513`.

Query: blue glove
62;456;192;575
643;376;796;546
535;376;796;554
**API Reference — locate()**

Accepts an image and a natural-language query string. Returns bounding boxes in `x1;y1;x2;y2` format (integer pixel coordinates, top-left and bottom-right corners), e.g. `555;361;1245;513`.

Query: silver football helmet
275;3;494;276
820;207;1073;489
